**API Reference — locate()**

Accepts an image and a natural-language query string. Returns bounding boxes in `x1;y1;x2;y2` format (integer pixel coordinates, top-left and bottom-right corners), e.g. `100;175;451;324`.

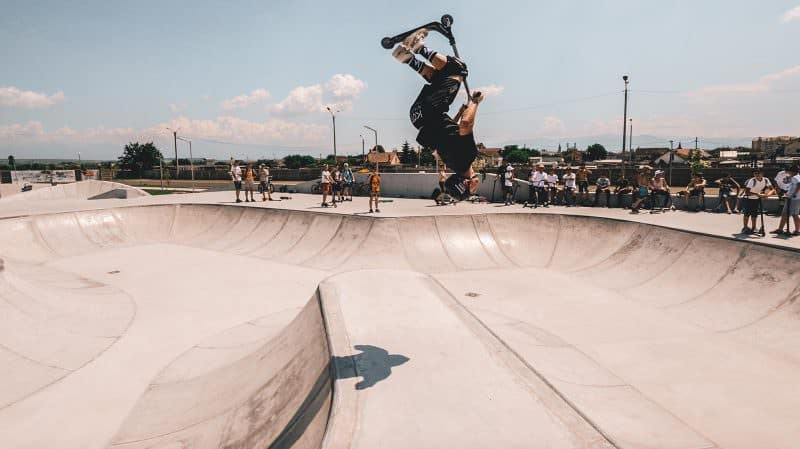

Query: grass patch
144;189;179;195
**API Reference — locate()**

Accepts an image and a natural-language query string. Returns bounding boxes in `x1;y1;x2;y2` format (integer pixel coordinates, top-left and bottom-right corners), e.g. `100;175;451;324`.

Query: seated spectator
630;167;652;213
684;173;707;211
650;170;671;212
613;176;633;208
714;172;740;214
593;172;611;207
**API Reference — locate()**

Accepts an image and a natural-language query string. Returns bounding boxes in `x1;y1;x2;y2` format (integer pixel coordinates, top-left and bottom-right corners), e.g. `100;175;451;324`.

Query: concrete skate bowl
2;204;800;449
1;180;148;201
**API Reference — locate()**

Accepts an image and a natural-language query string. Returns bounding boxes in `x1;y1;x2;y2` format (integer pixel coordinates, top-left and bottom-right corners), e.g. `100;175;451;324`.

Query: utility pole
669;140;674;185
360;135;366;164
621;75;629;178
173;130;179;175
628;119;633;166
363;125;378;154
176;136;196;192
695;137;699;150
327;107;339;160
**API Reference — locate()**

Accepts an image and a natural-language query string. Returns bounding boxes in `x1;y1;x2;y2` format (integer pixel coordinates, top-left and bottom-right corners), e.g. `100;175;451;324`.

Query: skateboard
432;188;458;206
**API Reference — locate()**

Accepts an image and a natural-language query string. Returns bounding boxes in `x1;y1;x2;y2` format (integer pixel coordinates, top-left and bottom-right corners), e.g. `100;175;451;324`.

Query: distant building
753;136;800;156
476;145;503;168
633;147;669;162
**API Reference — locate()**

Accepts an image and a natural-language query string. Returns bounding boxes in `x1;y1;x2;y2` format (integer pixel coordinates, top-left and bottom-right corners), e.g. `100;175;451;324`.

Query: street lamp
628;118;633;165
359;134;366;163
176;136;196;192
327;106;339;160
165;127;180;176
363;125;378;153
621;75;630;178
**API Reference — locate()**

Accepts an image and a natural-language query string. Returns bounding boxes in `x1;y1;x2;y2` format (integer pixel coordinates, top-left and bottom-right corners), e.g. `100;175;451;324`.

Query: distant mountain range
495;135;753;152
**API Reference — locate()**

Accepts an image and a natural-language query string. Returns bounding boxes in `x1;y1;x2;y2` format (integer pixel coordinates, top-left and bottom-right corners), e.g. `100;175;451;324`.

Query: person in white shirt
772;165;800;235
320;165;334;208
259;164;272;202
230;162;243;203
562;167;577;207
526;163;549;207
546;168;560;205
741;168;773;234
503;164;515;205
593;172;612;207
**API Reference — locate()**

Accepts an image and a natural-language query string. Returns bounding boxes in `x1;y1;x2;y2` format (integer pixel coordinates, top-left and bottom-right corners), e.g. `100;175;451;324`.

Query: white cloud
221;88;271;110
269;84;325;115
781;5;800;23
1;116;328;148
0;86;64;108
458;84;504;103
158;116;327;145
269;74;367;116
474;84;505;98
325;74;367;100
539;116;566;137
689;65;800;96
168;103;186;114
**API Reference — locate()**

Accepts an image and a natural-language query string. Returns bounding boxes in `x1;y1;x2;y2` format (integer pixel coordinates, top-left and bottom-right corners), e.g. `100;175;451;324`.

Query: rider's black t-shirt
437;131;477;174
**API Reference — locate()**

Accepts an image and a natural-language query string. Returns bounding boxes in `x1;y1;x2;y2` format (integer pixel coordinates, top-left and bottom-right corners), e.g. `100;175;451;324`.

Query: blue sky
1;0;799;160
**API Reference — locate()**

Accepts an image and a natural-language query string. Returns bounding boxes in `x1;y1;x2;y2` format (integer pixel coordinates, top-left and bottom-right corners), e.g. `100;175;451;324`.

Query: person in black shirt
393;28;484;200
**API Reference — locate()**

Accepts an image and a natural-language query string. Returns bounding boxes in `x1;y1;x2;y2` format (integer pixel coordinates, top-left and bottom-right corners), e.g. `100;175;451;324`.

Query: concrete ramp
1;180;148;201
1;204;799;449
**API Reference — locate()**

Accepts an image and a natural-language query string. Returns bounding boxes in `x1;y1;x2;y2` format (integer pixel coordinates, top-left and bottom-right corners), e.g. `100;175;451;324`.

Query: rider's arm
458;93;483;136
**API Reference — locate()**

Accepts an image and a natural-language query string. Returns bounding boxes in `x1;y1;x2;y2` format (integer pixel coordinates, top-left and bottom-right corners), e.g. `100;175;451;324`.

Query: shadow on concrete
333;345;410;390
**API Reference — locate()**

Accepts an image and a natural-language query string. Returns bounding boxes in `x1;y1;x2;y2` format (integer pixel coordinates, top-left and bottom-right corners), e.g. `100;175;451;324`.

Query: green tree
586;143;607;161
8;155;15;169
372;145;386;153
419;146;435;166
282;154;316;169
688;149;706;174
400;140;414;164
118;142;163;178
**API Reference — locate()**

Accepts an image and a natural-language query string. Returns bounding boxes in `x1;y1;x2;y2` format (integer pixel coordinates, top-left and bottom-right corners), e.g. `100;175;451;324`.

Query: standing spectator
713;172;739;214
562;167;577;207
774;167;792;215
684;173;707;211
332;165;344;203
439;167;447;193
342;163;354;201
527;163;548;207
230;161;243;203
259;164;272;202
741;168;774;234
593;172;611;207
630;167;651;213
772;166;800;235
320;164;333;207
546;167;560;205
613;175;633;208
503;164;515;206
368;168;381;213
243;163;256;202
650;170;671;212
576;164;592;205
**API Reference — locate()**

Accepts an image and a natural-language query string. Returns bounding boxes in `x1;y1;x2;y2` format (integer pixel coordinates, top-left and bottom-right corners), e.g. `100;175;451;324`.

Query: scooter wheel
381;37;394;49
441;14;453;27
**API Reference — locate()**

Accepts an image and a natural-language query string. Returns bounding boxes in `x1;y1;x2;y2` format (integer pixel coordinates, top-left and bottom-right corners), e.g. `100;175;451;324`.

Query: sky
1;0;799;161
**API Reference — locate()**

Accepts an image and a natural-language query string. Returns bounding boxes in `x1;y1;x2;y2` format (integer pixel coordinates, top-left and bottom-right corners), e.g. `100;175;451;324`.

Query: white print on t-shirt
321;170;331;183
